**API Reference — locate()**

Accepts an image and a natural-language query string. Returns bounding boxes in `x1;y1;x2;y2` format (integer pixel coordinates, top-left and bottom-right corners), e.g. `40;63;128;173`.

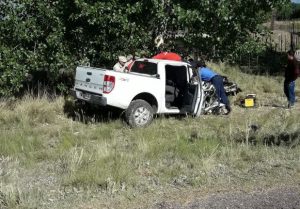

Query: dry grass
1;64;300;209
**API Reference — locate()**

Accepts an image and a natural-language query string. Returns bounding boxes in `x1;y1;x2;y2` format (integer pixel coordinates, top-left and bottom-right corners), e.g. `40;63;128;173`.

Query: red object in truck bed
152;52;182;61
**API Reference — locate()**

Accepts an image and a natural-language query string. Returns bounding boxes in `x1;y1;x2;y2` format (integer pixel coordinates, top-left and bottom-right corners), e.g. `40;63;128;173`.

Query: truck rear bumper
70;89;107;106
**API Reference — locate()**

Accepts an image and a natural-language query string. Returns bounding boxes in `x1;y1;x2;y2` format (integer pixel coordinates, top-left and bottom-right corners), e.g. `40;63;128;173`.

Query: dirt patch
150;186;300;209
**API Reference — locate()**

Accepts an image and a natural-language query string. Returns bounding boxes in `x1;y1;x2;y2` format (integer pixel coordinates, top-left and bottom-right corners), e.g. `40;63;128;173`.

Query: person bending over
196;60;231;114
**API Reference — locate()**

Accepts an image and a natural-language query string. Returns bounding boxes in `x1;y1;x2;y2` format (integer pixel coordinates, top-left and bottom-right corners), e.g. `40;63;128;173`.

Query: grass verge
1;63;300;208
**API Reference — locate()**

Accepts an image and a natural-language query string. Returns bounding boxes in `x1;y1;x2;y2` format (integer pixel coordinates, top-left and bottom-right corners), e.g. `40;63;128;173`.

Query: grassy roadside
1;63;300;209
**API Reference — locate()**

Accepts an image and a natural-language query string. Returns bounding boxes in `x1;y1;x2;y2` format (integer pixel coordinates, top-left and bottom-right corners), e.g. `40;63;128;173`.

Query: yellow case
245;98;254;107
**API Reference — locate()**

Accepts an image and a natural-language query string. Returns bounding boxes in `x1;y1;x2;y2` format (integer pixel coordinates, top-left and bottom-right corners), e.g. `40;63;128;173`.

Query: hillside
1;63;300;209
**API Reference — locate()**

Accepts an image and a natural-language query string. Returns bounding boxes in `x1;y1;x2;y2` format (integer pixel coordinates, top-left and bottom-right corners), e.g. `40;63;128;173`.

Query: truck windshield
130;61;157;75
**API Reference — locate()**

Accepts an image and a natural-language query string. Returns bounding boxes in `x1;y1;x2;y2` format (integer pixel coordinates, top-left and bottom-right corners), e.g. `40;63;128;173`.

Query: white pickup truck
71;58;204;127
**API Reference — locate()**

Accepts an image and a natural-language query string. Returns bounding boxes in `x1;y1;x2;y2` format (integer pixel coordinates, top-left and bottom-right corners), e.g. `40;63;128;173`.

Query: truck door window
165;65;188;108
131;61;157;75
165;65;187;88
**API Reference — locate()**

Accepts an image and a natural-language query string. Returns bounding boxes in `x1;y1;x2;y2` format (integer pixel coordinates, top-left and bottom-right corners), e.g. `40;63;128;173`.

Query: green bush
0;0;290;96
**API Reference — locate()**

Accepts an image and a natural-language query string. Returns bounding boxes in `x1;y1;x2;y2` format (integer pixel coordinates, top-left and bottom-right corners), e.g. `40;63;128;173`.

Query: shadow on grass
263;131;300;147
239;125;300;148
63;98;125;124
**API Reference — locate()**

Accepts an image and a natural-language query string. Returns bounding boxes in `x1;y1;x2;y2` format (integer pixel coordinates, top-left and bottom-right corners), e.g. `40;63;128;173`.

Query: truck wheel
125;99;154;128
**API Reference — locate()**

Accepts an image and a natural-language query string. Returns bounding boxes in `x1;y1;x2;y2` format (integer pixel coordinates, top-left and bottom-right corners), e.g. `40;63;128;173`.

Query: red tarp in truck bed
152;52;182;61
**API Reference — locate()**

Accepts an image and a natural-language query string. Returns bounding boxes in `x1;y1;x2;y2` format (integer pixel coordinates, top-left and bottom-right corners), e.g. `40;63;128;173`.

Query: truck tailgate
74;66;106;94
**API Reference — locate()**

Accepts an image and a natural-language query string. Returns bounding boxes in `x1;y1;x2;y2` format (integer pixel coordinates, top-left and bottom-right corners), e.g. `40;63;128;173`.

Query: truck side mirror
155;74;160;79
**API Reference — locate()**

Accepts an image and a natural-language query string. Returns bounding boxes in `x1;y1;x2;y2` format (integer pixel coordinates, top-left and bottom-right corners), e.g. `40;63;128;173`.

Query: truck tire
125;99;154;128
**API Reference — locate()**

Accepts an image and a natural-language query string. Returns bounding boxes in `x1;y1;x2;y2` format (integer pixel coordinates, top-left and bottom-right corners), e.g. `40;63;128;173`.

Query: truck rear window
130;61;157;75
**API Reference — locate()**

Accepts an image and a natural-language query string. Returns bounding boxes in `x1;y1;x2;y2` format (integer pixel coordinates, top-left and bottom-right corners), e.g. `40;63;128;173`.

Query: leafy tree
290;3;300;19
171;0;290;59
0;0;290;96
0;0;77;95
276;2;293;20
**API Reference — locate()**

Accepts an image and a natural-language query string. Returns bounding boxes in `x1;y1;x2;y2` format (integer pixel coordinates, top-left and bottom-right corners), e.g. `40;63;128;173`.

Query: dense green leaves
0;0;290;96
172;0;289;57
0;0;77;96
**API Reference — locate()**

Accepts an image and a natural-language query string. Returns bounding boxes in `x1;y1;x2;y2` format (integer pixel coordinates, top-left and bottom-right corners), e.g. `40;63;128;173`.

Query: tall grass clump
0;157;43;209
0;95;71;163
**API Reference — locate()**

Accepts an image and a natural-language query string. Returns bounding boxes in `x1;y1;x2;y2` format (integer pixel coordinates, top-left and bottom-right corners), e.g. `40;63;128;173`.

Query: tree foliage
0;0;290;96
290;3;300;19
277;2;300;20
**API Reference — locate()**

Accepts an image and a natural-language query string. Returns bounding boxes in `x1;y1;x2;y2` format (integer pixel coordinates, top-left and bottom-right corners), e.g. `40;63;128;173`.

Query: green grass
1;64;300;208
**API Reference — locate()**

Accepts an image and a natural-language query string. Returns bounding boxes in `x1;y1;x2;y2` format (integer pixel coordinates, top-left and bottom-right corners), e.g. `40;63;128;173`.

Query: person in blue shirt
196;60;231;114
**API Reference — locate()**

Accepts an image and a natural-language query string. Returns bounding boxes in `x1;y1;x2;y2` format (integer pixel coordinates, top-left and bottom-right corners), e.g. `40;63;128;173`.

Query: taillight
103;75;115;94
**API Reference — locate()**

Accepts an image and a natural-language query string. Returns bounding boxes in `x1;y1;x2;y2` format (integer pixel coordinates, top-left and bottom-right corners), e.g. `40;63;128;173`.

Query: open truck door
193;68;204;116
164;63;203;115
180;69;204;116
192;80;204;116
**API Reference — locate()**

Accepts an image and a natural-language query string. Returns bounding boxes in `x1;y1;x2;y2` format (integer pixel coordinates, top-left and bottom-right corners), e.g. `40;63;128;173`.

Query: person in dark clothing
284;50;299;108
195;60;231;114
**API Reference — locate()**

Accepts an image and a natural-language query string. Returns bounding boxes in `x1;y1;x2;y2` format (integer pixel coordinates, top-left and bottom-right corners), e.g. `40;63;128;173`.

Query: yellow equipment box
245;98;254;107
242;94;256;108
